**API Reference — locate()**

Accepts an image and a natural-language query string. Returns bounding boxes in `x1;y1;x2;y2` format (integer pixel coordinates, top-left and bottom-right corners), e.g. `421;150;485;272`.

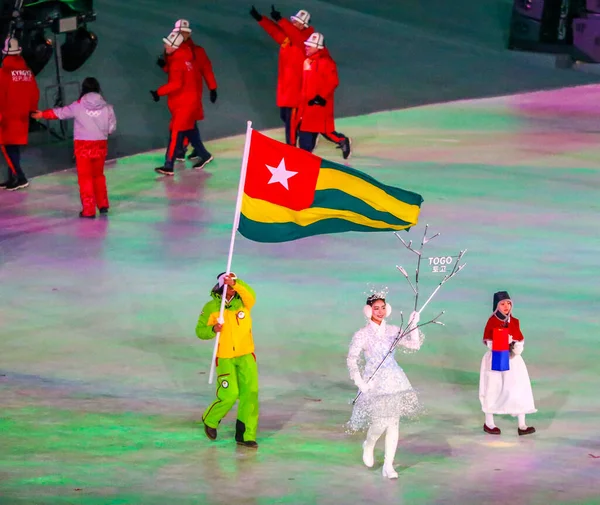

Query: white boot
362;422;386;469
362;440;374;468
382;419;400;479
382;462;398;479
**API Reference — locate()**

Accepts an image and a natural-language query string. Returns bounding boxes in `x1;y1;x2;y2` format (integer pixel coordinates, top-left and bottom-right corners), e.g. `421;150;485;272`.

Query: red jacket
483;314;524;343
158;44;200;130
258;17;314;108
298;48;338;133
164;38;217;121
0;55;40;145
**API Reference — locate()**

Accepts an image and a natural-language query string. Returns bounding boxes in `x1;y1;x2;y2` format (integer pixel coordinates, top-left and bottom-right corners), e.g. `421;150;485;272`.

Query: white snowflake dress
347;320;423;432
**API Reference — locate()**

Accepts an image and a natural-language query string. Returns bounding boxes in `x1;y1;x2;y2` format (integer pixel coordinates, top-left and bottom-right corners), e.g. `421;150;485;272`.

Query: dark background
10;0;600;177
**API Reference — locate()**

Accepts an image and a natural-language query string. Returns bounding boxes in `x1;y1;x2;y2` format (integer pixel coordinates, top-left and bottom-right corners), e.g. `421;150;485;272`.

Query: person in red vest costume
250;5;313;146
297;32;351;159
157;19;217;169
151;31;209;176
0;38;40;191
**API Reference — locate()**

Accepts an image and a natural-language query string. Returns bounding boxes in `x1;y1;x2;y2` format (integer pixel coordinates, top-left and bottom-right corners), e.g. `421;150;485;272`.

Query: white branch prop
352;312;444;405
352;225;466;403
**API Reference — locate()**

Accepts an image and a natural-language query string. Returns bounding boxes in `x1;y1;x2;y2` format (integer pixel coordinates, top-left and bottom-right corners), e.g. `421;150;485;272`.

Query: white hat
304;32;324;49
174;19;192;33
217;272;237;288
2;38;21;55
290;9;310;28
162;31;185;49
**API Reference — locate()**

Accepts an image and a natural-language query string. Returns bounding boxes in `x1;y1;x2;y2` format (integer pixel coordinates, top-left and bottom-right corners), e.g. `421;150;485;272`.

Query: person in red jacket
250;5;313;146
298;33;351;159
157;19;218;168
0;38;40;191
151;31;208;176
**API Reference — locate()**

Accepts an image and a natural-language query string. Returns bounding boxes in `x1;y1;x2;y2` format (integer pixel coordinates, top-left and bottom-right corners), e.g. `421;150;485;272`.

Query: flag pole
208;120;253;385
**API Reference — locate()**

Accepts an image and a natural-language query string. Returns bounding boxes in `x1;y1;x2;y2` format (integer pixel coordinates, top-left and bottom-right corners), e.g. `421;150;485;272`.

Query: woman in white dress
479;291;536;435
347;293;423;479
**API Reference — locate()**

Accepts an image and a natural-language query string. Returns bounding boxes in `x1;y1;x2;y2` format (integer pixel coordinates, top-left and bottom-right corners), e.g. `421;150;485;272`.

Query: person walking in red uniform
297;32;351;159
158;19;218;168
151;31;207;176
0;38;40;191
250;5;313;146
33;77;117;218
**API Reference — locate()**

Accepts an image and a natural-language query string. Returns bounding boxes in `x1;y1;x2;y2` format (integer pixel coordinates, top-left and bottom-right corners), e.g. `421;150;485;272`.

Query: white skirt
479;351;537;416
347;364;423;432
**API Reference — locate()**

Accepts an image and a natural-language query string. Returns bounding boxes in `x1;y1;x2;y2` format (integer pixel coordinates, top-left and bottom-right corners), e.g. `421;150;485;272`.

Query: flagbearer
196;272;260;448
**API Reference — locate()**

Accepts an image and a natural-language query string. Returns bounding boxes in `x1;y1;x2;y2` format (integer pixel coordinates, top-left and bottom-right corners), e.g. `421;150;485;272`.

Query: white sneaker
362;441;374;468
382;463;398;479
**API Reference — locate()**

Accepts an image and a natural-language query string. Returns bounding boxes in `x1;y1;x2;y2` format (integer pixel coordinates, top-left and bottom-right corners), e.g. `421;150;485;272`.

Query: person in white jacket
347;293;423;479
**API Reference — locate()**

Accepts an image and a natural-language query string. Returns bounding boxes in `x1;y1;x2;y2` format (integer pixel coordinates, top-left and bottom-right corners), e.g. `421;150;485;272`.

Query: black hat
493;291;511;311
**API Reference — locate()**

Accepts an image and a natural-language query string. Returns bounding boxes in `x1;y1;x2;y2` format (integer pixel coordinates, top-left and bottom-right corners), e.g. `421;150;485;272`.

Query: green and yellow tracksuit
196;278;259;442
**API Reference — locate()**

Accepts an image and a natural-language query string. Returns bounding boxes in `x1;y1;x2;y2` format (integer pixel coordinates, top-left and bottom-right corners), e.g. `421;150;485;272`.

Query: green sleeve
195;299;218;340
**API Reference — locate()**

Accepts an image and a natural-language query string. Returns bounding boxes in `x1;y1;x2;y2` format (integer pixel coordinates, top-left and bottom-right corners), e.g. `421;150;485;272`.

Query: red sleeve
157;61;184;96
30;79;40;112
0;72;7;121
277;18;310;47
258;17;287;45
196;47;217;90
483;317;495;341
318;57;339;98
41;109;59;120
511;318;524;341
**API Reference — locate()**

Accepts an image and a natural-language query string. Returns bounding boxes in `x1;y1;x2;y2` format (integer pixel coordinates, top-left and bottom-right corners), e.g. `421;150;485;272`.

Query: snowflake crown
364;284;389;304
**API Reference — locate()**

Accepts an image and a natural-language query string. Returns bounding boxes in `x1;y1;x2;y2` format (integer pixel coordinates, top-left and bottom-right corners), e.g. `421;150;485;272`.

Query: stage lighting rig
20;0;97;72
20;26;53;75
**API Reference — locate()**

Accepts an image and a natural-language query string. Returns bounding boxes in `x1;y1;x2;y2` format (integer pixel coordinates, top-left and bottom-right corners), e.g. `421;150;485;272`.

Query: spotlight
21;28;53;75
60;25;96;72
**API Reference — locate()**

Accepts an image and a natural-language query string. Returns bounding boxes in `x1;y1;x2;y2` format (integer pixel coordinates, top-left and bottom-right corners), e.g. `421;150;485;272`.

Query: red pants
74;140;109;216
77;156;109;216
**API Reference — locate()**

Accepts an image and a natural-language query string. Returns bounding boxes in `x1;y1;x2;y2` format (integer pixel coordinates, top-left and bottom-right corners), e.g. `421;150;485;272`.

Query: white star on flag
265;158;298;190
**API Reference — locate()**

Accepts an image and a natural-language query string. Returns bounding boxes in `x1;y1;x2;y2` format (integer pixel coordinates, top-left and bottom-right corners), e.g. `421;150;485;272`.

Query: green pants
202;353;259;442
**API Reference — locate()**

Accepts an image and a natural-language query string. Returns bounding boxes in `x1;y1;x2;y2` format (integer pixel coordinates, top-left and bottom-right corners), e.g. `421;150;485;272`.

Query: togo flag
238;130;424;243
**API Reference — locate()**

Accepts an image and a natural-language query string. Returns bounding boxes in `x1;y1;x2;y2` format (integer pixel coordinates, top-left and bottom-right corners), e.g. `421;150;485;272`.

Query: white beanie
174;19;192;33
290;9;310;28
304;32;324;49
2;38;21;55
162;31;185;49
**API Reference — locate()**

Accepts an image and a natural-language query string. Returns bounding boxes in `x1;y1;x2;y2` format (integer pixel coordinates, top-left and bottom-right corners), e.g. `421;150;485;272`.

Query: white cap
2;38;21;55
174;19;192;33
217;272;237;288
304;32;324;49
290;9;310;28
162;31;185;49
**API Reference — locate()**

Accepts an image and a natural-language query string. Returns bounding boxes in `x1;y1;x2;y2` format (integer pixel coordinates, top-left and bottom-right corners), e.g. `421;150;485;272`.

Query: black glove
308;95;326;106
150;90;160;102
250;5;262;21
270;4;282;21
210;89;218;103
156;55;166;69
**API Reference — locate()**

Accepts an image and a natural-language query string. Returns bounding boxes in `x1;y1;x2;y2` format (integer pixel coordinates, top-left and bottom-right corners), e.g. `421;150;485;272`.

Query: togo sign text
428;256;454;273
